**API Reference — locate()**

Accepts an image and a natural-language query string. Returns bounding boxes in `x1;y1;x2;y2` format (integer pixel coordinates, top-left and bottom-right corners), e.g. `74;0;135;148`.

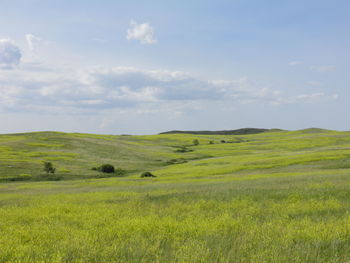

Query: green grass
1;129;350;262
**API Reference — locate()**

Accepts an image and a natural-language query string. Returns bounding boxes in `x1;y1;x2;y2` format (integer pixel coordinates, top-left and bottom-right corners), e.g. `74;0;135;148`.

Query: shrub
165;159;187;165
43;161;56;174
92;165;125;176
141;171;156;178
220;140;226;143
174;146;193;153
99;164;115;173
192;139;199;146
209;140;214;144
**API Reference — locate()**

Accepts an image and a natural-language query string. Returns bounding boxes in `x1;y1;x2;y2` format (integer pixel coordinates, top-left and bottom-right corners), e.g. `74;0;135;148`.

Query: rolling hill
1;129;350;262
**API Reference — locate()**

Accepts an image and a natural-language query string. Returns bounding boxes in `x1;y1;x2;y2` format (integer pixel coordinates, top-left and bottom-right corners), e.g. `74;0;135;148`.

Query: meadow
1;128;350;262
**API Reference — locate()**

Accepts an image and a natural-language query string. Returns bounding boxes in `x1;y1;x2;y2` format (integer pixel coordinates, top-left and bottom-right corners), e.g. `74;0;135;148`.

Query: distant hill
159;128;283;135
297;128;332;133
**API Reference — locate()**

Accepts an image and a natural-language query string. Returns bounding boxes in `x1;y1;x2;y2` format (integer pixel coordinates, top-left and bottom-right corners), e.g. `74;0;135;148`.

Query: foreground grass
1;129;350;262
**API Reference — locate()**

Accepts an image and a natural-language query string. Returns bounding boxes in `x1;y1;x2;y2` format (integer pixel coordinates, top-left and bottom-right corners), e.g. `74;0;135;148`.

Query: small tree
43;162;56;175
192;139;199;146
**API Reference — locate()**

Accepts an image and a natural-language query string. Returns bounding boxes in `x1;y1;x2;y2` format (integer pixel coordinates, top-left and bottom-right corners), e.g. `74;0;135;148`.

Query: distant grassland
1;129;350;262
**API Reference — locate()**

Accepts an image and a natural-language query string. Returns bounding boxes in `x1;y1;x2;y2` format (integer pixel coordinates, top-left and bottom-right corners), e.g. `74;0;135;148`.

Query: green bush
93;165;126;176
192;139;199;146
165;159;187;165
99;164;115;173
174;146;193;153
140;171;156;178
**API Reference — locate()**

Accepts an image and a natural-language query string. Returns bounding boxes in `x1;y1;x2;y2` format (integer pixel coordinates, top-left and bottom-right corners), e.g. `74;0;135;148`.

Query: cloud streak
289;61;302;66
311;65;336;73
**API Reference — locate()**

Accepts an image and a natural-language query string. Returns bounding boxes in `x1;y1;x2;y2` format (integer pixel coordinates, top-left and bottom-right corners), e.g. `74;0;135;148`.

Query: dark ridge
159;128;283;135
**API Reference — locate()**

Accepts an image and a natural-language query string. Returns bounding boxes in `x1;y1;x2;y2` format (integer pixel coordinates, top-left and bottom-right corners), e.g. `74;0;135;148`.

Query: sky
0;0;349;134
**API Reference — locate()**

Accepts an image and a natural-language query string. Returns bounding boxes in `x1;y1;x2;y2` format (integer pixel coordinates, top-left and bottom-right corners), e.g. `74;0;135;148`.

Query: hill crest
159;128;283;135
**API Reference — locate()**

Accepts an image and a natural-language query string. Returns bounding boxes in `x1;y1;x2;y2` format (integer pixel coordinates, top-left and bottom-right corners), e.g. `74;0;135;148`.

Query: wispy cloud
311;65;336;73
127;20;157;44
25;34;42;51
295;92;338;102
289;61;302;66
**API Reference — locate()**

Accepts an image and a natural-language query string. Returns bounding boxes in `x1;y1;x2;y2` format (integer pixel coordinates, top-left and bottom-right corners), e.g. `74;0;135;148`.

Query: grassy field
1;129;350;262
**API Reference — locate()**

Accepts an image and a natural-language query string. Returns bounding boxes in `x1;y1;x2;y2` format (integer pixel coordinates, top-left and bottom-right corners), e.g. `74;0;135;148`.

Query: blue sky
0;0;349;134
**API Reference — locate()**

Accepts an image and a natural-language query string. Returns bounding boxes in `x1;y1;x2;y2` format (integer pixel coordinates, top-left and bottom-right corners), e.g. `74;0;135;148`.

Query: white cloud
295;92;338;103
0;38;21;69
289;61;302;66
25;34;42;51
311;65;336;72
268;92;338;105
0;63;339;115
127;20;157;44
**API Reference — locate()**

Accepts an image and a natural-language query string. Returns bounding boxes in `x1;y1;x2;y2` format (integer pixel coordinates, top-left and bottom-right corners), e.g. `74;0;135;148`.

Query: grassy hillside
0;131;212;181
1;129;350;262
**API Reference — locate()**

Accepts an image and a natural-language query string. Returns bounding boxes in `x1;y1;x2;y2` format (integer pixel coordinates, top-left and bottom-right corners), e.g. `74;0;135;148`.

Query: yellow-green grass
1;129;350;262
